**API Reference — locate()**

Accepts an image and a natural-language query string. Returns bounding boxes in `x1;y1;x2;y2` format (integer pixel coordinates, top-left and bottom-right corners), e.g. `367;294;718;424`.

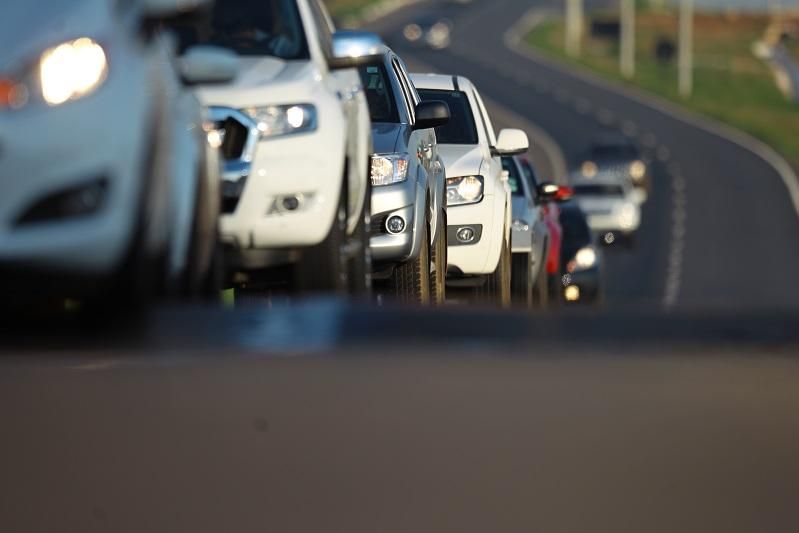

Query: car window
172;0;310;60
573;184;625;196
417;89;479;145
358;64;400;123
518;159;541;202
501;157;526;197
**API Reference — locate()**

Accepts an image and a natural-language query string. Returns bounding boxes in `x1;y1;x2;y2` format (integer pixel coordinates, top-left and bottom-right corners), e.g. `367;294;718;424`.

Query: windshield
358;64;400;123
501;157;525;196
173;0;309;59
573;184;625;196
417;89;478;144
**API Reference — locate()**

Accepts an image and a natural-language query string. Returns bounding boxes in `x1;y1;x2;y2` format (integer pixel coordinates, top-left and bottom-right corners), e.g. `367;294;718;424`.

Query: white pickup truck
184;0;377;296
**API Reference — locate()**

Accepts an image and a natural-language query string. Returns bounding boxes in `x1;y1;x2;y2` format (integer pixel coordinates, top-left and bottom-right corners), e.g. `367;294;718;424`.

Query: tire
390;214;431;305
294;183;349;296
531;259;550;310
475;236;511;308
511;252;533;309
348;180;372;300
429;209;447;305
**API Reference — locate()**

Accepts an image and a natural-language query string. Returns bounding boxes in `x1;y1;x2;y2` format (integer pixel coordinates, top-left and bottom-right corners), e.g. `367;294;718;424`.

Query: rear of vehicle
559;203;602;304
573;181;640;245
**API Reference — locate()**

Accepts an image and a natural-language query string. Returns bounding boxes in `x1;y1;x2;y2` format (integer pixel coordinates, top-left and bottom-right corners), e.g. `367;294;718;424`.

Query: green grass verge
324;0;382;20
527;14;799;167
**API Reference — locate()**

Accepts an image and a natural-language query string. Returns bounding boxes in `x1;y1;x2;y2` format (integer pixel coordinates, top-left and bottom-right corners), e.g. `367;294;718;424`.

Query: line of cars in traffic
1;0;648;314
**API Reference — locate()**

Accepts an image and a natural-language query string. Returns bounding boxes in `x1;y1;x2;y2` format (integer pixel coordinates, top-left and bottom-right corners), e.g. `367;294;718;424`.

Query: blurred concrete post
620;0;635;79
679;0;694;97
565;0;583;57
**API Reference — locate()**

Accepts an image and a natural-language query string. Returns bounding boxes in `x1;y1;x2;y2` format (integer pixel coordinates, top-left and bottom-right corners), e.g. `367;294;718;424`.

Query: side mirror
180;46;239;85
141;0;211;19
329;30;384;70
537;182;560;200
414;100;449;130
491;128;529;156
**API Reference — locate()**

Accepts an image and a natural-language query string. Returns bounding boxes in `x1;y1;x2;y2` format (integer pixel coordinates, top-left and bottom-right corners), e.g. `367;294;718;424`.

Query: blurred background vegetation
527;1;799;165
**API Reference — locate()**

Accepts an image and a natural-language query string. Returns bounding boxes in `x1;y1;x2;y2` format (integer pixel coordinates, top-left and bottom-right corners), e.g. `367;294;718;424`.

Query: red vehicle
518;158;573;300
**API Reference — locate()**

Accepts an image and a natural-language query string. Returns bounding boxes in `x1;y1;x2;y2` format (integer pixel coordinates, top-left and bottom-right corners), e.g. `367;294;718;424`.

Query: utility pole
620;0;635;79
565;0;583;57
678;0;694;97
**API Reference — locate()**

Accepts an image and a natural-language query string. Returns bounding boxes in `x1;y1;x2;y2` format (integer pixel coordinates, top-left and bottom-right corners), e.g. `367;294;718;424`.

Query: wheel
511;252;533;309
475;235;511;308
531;259;550;310
429;209;447;305
389;214;431;305
347;180;372;300
294;183;349;296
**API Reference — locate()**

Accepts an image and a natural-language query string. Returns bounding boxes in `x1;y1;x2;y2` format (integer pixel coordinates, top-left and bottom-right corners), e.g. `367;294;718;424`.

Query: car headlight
581;161;598;178
40;38;108;106
567;246;597;272
371;154;409;186
512;219;530;232
447;175;484;206
629;160;646;181
242;104;317;139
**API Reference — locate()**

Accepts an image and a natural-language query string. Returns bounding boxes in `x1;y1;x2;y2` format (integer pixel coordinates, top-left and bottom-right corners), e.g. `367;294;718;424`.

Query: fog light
456;227;475;243
603;232;616;245
16;178;107;225
564;285;580;302
386;216;405;234
282;195;300;211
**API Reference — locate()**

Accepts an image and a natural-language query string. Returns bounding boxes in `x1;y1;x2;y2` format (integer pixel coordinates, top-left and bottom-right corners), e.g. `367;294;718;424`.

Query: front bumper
585;212;640;234
446;193;503;276
561;267;601;303
219;132;346;268
0;73;147;280
369;178;425;263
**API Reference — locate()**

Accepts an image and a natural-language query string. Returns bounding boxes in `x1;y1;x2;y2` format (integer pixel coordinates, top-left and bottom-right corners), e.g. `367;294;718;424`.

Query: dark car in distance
559;201;603;305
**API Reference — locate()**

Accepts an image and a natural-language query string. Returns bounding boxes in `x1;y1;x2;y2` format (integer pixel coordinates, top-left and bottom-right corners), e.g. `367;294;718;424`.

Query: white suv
185;0;375;296
0;0;233;310
412;74;528;307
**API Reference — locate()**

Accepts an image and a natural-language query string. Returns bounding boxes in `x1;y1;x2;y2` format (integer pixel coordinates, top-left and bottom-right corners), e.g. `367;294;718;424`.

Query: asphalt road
3;4;799;530
366;0;799;312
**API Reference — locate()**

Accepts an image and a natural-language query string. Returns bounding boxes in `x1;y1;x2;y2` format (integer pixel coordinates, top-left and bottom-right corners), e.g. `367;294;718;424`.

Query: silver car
358;48;450;304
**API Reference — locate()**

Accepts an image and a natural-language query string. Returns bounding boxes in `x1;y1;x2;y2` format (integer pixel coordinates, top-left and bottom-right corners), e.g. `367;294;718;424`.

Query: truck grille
207;106;258;215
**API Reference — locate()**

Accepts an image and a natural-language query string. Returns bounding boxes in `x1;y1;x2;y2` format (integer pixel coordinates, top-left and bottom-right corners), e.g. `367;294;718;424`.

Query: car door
307;0;369;234
470;85;510;241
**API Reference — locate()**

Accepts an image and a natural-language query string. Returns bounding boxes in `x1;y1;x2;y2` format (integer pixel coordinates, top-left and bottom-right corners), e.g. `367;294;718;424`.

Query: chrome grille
208;106;260;215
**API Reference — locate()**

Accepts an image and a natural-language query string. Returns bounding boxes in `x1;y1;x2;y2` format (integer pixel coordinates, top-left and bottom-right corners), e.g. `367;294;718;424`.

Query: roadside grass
325;0;381;20
527;10;799;167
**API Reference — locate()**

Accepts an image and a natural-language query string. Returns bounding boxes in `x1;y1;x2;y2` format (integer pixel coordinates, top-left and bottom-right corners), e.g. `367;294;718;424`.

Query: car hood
194;57;318;108
575;196;625;213
371;123;404;154
1;0;110;71
438;144;485;178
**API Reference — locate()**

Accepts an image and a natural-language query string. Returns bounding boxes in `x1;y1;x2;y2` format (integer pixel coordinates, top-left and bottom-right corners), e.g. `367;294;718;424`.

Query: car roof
409;73;473;92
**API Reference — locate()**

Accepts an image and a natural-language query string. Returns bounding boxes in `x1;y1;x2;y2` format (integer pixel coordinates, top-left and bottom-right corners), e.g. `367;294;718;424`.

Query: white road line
503;7;799;221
